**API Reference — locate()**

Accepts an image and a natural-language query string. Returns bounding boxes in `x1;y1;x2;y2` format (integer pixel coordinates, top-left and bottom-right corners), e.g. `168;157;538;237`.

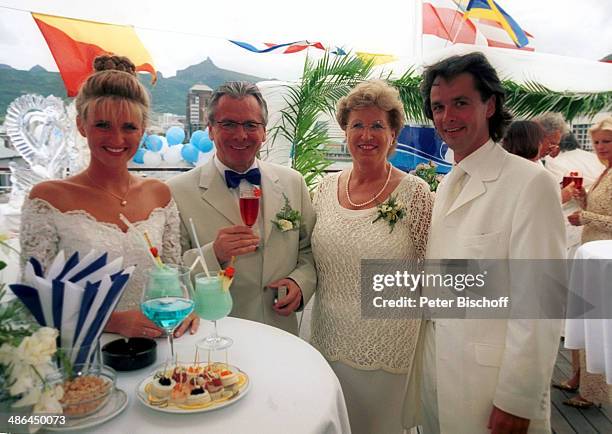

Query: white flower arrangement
0;327;63;409
372;195;407;233
271;194;301;232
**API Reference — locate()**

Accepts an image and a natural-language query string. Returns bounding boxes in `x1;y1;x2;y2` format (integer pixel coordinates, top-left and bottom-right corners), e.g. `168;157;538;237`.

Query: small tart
187;387;211;405
151;377;175;399
220;372;239;388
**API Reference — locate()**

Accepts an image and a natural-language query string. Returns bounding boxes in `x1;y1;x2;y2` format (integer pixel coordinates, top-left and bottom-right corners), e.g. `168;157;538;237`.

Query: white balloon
160;136;170;155
164;144;184;164
143;150;162;167
196;151;213;166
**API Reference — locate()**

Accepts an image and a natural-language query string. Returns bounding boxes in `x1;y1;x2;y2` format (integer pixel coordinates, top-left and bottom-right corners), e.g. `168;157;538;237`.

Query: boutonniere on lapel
271;193;301;232
372;194;406;233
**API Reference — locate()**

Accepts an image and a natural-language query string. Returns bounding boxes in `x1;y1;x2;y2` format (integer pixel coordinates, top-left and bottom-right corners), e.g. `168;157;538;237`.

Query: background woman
310;80;433;434
20;55;197;338
502;120;545;161
566;116;612;408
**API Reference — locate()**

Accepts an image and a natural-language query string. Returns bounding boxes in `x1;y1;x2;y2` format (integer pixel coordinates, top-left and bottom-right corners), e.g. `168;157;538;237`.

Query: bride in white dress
19;55;198;338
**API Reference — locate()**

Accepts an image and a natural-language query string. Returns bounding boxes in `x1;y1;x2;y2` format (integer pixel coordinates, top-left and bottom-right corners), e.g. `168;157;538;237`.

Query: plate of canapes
136;361;250;413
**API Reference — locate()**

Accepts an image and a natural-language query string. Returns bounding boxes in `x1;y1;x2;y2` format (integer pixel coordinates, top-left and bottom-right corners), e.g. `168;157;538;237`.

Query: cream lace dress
311;172;433;434
19;197;181;311
578;167;612;405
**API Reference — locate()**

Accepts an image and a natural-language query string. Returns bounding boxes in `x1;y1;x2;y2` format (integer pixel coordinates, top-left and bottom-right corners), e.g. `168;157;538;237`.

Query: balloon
159;135;169;154
196;151;213;166
145;135;163;152
181;144;199;164
190;130;206;145
166;126;186;146
164;144;184;164
133;148;145;164
143;150;162;167
194;136;214;153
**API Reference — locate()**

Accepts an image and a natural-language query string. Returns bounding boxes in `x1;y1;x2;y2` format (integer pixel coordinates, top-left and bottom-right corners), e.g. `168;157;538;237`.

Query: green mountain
0;58;269;122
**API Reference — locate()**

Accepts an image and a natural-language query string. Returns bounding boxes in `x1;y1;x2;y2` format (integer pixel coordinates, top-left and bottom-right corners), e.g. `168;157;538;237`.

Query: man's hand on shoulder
212;225;259;264
488;406;530;434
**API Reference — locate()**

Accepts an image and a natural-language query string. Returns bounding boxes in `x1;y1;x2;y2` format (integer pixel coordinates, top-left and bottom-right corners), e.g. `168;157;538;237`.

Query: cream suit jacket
424;140;565;434
167;159;316;335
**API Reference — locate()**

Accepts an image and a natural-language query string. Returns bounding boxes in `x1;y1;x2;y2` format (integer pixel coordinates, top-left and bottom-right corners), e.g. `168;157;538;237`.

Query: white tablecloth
80;317;350;434
564;240;612;384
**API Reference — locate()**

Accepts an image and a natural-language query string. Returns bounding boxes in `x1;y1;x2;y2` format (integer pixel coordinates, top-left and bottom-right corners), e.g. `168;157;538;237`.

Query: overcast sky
0;0;610;80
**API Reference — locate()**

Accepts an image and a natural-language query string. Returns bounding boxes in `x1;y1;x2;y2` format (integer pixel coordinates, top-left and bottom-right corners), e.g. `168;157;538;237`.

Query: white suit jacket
167;159;316;334
426;140;565;434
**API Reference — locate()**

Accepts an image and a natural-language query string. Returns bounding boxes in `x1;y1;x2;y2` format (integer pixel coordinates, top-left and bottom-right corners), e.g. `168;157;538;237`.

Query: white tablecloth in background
565;240;612;384
85;317;350;434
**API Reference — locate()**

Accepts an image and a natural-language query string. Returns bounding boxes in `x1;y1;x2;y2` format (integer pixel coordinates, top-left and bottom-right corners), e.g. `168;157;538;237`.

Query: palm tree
270;52;612;188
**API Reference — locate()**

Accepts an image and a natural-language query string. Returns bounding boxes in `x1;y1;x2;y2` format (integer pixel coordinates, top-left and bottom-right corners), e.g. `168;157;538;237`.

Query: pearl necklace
85;172;133;207
345;163;392;207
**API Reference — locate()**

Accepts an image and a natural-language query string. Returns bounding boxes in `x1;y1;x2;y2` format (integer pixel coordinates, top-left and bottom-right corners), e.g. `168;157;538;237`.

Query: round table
564;240;612;384
87;317;350;433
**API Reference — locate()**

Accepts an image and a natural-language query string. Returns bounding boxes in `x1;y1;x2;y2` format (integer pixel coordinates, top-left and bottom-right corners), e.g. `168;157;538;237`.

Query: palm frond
503;80;612;121
270;52;374;189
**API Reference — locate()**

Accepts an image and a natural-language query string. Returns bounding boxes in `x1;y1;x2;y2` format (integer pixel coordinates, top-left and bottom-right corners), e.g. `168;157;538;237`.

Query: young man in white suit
168;82;316;335
414;53;566;433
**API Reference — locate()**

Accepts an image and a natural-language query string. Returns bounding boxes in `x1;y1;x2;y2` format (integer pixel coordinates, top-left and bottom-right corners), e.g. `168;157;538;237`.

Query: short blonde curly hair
336;80;405;154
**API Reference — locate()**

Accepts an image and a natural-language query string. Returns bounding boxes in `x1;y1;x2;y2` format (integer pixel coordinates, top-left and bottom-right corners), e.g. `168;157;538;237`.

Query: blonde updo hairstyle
336;80;405;154
75;55;150;126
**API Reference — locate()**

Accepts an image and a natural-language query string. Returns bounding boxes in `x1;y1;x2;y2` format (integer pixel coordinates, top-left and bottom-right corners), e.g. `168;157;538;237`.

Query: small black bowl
102;337;157;371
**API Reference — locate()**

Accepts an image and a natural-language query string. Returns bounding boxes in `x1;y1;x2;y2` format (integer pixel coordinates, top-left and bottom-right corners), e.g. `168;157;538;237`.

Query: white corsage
372;195;406;233
271;194;301;232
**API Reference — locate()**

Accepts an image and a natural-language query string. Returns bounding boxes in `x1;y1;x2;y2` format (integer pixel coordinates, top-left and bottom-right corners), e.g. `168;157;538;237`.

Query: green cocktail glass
194;273;234;350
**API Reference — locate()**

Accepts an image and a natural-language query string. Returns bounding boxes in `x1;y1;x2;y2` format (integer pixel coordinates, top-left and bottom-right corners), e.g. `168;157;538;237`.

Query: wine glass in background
239;186;260;228
193;273;234;350
141;264;194;359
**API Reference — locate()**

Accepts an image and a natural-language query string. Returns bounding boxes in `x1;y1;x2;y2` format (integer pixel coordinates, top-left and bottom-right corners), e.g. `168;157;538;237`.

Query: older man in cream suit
168;81;316;335
411;53;566;434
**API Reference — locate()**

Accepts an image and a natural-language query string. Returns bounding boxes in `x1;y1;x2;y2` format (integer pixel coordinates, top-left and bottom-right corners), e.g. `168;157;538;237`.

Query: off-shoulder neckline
24;197;175;234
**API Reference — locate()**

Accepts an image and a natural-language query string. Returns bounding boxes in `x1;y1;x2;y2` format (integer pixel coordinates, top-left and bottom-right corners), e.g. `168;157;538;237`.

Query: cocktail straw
189;256;202;273
143;231;164;267
119;213;161;268
189;218;211;278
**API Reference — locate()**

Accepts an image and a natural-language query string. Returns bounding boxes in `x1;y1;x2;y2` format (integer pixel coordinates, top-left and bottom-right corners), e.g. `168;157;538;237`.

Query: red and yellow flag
32;12;157;97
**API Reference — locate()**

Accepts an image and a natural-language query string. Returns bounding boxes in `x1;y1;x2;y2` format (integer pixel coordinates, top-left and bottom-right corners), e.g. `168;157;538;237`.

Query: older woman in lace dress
19;55;198;338
566;116;612;408
310;80;433;434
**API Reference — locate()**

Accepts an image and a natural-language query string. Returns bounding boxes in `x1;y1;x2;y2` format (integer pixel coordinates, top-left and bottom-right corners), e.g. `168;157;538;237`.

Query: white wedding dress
19;197;181;311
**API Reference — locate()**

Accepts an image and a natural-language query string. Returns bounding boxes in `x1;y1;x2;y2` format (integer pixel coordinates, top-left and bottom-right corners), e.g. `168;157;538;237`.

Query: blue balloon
133;148;146;164
195;136;214;153
190;130;206;145
166;126;186;146
145;135;163;152
181;144;199;164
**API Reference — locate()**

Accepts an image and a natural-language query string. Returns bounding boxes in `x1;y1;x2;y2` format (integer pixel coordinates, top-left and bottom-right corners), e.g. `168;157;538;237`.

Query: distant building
149;112;186;135
186;84;213;135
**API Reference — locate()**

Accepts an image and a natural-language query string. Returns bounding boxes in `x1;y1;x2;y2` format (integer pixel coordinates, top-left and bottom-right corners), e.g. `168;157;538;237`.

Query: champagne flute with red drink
239;186;260;228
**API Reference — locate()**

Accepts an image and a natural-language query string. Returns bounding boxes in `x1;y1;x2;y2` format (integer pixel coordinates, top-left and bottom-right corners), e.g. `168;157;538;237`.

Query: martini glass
193;273;233;350
140;264;194;359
